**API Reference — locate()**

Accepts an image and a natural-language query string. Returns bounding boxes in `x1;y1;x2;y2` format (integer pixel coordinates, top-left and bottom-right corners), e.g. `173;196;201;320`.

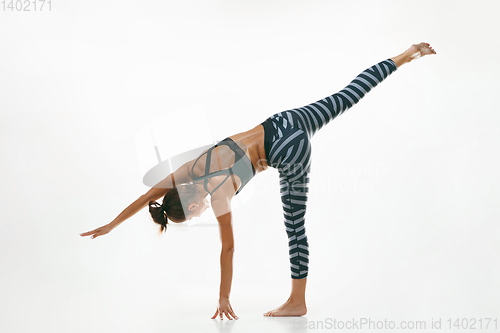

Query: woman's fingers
81;227;101;235
227;306;236;319
211;307;238;320
230;310;237;320
80;230;96;236
81;231;100;239
225;307;237;320
228;304;238;319
229;305;238;318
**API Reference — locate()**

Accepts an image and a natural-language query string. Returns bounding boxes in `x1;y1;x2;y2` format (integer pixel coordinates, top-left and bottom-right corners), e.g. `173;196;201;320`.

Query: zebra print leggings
260;58;398;279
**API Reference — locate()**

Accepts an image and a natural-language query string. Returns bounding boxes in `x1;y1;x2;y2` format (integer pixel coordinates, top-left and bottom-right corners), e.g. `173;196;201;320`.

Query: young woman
81;42;436;319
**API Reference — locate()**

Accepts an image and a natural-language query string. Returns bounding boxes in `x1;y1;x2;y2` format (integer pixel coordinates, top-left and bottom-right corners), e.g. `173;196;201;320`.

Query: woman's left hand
211;296;238;320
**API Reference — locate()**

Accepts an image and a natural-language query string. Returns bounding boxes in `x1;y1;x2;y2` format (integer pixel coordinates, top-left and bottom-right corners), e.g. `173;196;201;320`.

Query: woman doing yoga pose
81;42;436;319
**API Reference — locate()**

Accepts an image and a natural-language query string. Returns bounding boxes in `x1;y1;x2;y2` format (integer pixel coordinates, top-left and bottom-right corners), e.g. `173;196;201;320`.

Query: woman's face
188;196;210;219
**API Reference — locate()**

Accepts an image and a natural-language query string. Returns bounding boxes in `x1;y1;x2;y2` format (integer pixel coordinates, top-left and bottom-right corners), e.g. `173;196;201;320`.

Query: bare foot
406;42;437;61
263;299;307;317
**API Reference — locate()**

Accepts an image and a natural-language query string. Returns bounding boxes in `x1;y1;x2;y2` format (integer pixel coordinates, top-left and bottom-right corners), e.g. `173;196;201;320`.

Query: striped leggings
260;58;398;279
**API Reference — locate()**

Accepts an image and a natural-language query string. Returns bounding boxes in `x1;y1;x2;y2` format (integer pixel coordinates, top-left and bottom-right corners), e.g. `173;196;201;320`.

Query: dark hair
148;184;202;233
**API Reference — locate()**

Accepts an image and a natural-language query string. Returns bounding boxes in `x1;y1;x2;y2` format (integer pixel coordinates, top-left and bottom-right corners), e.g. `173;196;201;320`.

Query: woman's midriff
229;124;269;174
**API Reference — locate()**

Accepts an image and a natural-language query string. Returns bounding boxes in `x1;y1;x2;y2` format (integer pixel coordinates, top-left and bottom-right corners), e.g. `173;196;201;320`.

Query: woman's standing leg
264;127;311;317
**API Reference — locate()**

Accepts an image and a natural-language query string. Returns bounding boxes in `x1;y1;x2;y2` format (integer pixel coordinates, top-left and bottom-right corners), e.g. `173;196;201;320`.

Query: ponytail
148;185;201;233
149;201;169;233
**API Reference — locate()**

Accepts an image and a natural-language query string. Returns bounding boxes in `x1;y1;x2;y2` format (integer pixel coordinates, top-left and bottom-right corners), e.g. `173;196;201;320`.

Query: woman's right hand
212;296;238;320
80;223;115;239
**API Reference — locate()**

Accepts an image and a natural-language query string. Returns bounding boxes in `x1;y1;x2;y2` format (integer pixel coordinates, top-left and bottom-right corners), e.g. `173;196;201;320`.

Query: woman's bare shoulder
210;186;235;218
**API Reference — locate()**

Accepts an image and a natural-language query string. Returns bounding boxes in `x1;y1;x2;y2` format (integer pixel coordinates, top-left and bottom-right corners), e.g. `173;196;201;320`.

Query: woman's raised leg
275;42;436;139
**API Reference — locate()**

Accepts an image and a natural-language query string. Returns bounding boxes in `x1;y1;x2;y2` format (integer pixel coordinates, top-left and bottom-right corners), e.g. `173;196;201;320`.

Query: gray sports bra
191;137;256;196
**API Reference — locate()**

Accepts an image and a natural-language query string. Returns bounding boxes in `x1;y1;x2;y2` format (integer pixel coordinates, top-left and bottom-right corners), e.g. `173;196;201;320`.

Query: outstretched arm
80;160;194;239
80;194;150;239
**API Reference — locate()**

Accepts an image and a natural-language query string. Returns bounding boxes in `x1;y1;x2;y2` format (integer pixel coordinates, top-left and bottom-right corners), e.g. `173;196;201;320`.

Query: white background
1;0;499;332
